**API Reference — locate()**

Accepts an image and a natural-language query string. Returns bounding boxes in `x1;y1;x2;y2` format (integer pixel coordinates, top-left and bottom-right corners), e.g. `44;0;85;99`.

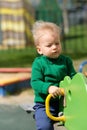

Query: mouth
52;52;59;57
52;51;58;54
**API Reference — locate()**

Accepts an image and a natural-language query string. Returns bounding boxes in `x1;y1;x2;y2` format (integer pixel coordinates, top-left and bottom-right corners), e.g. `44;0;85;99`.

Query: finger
52;92;59;98
51;93;56;98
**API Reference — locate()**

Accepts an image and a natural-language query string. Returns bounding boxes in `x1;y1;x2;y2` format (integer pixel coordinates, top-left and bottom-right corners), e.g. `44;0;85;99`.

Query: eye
55;42;59;45
46;44;52;47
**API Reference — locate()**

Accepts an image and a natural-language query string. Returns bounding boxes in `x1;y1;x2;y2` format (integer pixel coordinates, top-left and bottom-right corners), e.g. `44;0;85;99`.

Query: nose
52;44;57;49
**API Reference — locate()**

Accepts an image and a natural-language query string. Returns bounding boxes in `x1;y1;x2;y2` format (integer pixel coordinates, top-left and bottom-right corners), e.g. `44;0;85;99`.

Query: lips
52;51;58;54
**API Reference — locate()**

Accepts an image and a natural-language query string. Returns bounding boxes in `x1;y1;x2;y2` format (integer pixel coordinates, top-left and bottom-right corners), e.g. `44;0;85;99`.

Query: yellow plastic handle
45;88;66;122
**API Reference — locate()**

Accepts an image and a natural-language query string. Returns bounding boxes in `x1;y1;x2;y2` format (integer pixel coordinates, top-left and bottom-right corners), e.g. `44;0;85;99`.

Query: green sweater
31;55;76;103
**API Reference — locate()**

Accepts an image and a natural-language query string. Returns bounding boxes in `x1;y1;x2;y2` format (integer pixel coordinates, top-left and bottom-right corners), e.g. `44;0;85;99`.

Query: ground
0;88;34;105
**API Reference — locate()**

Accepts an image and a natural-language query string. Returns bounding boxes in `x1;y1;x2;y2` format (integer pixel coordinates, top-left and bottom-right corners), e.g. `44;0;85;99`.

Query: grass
0;24;86;67
0;23;87;68
0;46;87;68
63;24;87;53
0;46;37;67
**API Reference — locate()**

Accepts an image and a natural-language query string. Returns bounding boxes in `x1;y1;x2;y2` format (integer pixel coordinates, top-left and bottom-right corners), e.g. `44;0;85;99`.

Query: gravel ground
0;88;34;105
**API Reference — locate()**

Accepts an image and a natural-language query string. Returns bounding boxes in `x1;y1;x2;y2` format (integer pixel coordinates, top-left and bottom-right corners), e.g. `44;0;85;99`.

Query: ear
36;46;42;55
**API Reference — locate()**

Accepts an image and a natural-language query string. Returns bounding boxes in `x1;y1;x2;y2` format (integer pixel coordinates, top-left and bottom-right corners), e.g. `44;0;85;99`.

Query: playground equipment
78;60;87;77
46;72;87;130
1;72;86;130
0;68;36;130
0;71;87;130
0;68;31;96
0;0;34;49
78;61;87;73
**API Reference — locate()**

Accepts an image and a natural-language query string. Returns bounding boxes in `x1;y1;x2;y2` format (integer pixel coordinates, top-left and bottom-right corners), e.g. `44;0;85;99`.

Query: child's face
37;30;62;58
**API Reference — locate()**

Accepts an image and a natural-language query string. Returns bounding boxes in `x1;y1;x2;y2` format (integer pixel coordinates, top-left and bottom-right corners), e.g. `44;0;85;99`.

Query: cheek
59;46;62;53
58;45;62;50
43;48;51;55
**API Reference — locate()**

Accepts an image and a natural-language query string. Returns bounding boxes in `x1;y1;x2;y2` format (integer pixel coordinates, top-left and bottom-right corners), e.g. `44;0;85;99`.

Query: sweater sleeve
66;56;77;78
31;58;52;94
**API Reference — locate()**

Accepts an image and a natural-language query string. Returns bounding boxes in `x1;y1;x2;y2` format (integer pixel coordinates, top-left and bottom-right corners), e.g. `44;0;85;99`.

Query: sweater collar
43;55;62;63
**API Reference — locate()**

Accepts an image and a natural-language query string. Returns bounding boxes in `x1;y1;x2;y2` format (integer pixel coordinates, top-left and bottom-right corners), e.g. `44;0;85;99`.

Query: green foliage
0;47;37;67
62;24;87;53
0;46;87;68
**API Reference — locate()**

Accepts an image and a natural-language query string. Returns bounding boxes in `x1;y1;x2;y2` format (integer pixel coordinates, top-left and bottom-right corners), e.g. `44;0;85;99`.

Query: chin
53;54;60;58
50;55;59;59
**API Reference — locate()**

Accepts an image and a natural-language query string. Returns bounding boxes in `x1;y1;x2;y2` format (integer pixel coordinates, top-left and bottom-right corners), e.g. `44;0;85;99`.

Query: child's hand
48;86;62;98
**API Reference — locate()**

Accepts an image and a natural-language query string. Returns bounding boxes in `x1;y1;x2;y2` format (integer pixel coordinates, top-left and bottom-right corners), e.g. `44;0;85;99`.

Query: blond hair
32;20;61;46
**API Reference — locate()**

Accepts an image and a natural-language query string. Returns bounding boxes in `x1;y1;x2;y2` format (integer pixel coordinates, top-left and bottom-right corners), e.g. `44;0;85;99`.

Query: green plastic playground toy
46;72;87;130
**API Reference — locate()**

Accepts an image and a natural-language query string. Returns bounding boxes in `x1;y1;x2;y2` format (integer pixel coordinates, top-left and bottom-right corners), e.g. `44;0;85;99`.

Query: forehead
39;29;59;39
40;30;59;39
38;32;60;47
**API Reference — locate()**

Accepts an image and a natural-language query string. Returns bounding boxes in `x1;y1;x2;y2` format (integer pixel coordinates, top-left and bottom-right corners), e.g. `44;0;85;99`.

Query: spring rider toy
46;72;87;130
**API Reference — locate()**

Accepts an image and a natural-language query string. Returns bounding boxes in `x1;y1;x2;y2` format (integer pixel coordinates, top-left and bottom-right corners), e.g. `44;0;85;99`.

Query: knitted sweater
31;55;76;103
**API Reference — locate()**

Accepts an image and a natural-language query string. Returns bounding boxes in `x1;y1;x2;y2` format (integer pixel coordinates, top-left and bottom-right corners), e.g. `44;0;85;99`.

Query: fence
35;3;87;54
62;8;87;53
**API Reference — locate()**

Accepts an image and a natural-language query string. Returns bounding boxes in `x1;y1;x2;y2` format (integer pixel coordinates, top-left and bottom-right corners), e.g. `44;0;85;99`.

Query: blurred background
0;1;87;129
0;0;87;70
